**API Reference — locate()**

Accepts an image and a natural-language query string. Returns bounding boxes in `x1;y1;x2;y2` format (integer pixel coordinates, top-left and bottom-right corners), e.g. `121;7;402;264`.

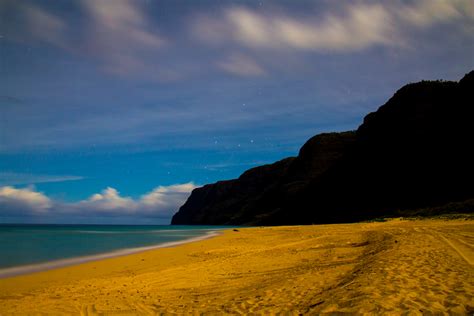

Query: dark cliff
172;71;474;225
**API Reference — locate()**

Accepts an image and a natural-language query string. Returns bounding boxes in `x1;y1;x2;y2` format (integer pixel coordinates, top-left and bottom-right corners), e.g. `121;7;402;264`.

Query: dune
0;219;472;314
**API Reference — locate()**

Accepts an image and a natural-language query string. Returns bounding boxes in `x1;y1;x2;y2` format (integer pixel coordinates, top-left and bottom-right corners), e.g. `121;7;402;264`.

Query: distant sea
0;224;227;273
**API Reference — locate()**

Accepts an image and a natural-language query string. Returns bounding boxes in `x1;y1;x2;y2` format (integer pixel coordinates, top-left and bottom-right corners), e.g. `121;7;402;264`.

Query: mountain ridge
172;71;474;225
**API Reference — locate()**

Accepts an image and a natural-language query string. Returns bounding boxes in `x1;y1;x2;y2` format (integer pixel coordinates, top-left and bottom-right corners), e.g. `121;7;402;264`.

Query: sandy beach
0;219;472;315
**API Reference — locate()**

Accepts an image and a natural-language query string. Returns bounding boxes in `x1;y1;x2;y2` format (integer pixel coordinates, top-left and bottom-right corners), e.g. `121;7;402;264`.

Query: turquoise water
0;224;227;269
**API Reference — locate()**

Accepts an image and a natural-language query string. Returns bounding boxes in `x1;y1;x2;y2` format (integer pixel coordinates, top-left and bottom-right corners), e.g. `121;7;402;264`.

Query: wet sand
0;219;472;315
0;231;220;279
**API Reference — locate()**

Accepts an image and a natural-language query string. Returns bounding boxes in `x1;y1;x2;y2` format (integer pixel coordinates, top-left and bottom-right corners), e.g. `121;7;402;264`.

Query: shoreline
0;230;221;279
0;220;472;314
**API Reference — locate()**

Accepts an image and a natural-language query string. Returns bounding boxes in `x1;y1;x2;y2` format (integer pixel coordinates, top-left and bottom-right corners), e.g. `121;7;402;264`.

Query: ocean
0;224;227;274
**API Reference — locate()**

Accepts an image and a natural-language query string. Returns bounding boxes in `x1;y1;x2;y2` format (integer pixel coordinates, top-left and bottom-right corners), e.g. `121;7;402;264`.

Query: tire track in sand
430;228;474;266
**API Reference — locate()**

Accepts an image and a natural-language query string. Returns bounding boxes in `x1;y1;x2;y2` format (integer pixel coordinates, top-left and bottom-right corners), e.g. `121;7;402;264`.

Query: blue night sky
1;0;473;224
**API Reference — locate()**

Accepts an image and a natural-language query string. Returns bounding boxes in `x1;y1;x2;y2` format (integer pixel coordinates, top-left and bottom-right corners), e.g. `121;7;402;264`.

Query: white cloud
217;53;265;77
75;182;198;217
0;183;198;221
398;0;463;27
0;172;84;186
274;4;394;51
193;1;474;52
80;187;135;212
22;4;67;48
226;8;274;48
81;0;166;75
0;186;52;214
138;183;198;216
10;0;169;79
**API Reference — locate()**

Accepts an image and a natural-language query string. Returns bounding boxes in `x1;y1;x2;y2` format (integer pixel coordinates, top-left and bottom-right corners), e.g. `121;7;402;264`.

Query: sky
1;0;473;224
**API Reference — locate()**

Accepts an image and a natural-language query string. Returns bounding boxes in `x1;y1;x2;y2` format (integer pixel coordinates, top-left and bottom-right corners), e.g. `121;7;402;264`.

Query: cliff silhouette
172;71;474;225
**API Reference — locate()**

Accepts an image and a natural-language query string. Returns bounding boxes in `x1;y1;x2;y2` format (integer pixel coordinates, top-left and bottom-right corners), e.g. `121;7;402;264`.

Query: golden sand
0;219;473;315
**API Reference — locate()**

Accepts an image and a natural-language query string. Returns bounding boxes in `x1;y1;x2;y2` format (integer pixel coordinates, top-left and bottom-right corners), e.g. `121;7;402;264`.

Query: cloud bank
11;0;169;79
195;0;473;54
2;0;473;154
0;183;197;222
7;0;474;79
0;186;52;215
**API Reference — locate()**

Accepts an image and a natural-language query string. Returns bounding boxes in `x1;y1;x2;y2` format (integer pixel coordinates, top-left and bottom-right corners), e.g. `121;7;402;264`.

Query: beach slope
0;219;473;314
